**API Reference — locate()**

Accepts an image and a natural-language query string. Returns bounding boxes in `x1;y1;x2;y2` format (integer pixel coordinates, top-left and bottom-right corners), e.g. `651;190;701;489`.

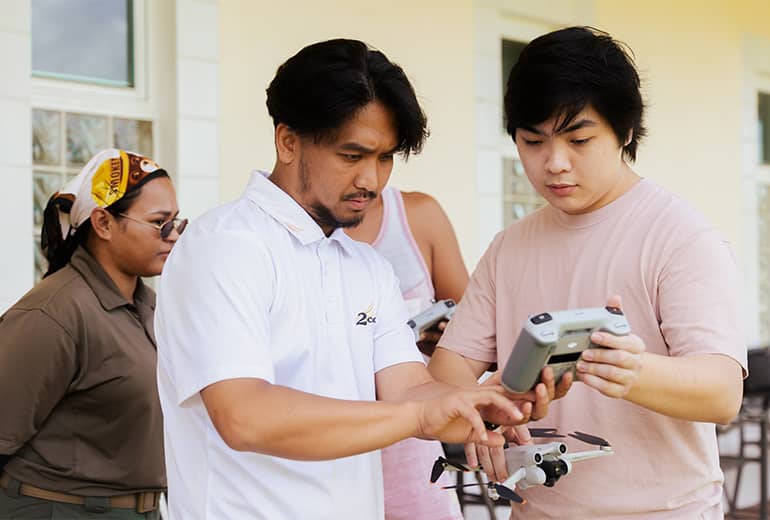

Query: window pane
66;113;109;166
33;171;63;228
502;39;526;90
501;39;527;129
31;0;133;86
114;119;153;157
760;92;770;165
759;184;770;341
502;157;543;227
32;109;61;165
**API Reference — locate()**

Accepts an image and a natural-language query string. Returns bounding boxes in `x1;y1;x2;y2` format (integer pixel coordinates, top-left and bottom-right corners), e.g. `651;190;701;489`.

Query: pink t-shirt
440;178;747;519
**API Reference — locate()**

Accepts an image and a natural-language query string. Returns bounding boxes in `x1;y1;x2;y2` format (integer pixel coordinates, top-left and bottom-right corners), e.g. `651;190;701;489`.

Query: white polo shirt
155;171;424;520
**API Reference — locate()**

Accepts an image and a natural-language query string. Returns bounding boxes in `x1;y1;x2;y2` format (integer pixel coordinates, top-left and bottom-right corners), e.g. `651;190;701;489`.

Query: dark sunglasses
118;213;188;239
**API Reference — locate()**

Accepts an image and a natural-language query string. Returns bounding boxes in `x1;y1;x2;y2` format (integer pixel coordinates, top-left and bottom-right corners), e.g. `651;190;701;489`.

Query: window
501;39;526;129
502;157;544;227
759;184;770;342
501;39;542;226
760;92;770;165
757;90;770;341
31;0;134;87
31;108;153;280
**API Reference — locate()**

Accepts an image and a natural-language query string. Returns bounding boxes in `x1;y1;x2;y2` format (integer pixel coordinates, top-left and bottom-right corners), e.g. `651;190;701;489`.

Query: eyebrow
338;142;399;155
521;119;597;136
339;143;375;154
146;210;179;218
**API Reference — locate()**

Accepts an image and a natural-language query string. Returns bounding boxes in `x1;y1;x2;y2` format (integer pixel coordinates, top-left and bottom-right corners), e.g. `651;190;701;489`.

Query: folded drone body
431;429;614;504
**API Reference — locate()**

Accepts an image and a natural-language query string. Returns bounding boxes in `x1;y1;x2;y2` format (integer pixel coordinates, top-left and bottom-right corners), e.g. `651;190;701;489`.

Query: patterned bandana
48;148;165;238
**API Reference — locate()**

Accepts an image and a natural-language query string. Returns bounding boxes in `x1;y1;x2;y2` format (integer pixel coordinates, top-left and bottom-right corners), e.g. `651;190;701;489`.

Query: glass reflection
32;109;61;165
32;0;132;86
66;113;108;166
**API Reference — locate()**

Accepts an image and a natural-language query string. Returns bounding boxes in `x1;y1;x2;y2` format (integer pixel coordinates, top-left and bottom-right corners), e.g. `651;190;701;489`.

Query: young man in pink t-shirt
429;26;747;519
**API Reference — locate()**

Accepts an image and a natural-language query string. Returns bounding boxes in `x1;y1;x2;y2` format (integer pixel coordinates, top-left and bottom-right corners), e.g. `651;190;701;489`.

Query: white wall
0;0;32;311
175;0;220;220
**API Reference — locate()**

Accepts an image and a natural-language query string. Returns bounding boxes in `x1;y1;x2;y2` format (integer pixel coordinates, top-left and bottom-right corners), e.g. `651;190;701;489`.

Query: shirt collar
244;170;358;256
69;247;156;311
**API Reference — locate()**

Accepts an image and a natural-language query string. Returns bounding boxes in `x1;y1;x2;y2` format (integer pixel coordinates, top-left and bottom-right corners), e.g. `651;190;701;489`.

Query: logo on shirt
355;304;377;326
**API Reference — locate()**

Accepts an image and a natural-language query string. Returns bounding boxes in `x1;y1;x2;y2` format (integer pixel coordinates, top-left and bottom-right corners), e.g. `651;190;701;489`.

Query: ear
275;123;300;165
89;208;115;240
624;129;633;147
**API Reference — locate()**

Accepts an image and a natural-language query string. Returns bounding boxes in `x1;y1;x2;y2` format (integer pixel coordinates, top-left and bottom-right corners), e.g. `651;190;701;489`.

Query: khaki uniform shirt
0;247;165;496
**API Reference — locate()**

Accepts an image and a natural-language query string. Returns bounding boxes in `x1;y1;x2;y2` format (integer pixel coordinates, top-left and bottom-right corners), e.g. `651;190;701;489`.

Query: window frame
473;9;553;253
28;0;168;283
753;78;770;344
30;109;157;281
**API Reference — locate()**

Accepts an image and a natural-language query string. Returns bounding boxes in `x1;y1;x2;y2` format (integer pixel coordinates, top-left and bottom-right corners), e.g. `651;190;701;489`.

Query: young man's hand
462;366;571;482
576;295;645;398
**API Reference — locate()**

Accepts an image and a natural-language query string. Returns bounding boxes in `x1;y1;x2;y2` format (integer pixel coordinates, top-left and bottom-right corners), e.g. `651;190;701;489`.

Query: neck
87;244;139;304
269;165;332;234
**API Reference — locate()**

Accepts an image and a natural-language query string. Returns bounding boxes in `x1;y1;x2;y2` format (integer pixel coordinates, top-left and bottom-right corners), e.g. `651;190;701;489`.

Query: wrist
402;400;425;439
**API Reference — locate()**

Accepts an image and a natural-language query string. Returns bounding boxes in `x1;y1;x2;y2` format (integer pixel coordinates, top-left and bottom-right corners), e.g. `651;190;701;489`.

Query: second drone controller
407;299;457;340
501;306;630;393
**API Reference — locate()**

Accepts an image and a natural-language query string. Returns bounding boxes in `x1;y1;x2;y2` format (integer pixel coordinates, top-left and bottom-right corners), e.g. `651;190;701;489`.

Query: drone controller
501;306;630;393
407;299;457;340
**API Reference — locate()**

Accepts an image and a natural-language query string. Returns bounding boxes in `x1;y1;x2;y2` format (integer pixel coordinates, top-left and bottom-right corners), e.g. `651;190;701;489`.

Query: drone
430;428;614;504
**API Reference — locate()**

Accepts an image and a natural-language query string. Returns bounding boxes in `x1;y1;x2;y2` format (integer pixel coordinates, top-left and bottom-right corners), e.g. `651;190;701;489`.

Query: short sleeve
0;309;77;453
658;229;747;374
155;232;277;405
371;258;425;373
437;232;503;363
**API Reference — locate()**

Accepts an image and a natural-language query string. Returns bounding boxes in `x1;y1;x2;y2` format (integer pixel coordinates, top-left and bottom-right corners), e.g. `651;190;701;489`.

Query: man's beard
299;155;377;232
308;201;364;231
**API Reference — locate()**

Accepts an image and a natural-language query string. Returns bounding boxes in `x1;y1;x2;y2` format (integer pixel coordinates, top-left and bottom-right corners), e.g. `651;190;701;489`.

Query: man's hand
463;366;572;482
576;295;645;398
414;385;524;447
416;320;447;357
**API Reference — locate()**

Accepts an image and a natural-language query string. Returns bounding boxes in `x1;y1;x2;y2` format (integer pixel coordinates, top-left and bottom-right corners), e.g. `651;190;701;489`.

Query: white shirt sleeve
155;231;276;405
371;257;425;373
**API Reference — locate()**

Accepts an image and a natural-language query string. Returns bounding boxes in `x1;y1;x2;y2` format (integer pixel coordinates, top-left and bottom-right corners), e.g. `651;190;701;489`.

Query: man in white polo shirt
155;39;560;520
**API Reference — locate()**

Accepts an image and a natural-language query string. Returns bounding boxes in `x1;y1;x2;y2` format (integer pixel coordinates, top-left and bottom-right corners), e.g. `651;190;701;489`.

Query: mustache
343;190;377;201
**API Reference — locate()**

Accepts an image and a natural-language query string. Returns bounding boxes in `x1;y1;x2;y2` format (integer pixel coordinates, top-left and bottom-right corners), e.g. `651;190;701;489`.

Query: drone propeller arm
561;448;614;464
500;466;527;490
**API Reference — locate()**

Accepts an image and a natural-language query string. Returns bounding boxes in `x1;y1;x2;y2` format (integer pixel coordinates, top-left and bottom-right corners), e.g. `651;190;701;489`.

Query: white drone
430;429;614;504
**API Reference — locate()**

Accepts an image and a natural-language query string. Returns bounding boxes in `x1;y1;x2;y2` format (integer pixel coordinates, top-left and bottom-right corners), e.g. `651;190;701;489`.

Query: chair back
745;347;770;396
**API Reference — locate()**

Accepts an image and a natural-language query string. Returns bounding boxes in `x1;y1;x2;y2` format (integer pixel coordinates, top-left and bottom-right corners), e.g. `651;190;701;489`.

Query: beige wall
219;0;479;261
595;0;770;260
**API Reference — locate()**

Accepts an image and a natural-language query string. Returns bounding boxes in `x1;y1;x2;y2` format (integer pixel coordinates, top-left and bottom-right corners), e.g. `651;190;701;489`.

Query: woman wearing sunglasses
0;149;185;519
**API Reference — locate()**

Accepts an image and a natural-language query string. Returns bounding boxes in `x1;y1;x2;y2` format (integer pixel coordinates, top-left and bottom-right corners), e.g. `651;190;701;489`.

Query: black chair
720;347;770;519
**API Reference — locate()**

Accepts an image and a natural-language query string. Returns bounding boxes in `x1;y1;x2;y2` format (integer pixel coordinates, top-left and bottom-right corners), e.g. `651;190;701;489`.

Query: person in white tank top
347;185;469;520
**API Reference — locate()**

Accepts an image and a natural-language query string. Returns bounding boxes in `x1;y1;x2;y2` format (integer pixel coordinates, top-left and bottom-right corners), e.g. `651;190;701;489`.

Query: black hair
504;26;646;161
266;38;428;158
41;170;169;277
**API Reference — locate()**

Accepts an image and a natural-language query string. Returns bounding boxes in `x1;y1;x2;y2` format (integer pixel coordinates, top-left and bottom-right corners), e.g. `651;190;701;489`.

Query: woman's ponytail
41;194;89;278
